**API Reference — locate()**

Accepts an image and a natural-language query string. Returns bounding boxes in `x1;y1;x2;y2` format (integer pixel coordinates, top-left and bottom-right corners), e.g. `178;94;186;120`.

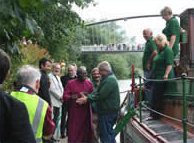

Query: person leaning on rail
142;28;158;107
0;49;36;143
11;65;55;143
149;34;174;120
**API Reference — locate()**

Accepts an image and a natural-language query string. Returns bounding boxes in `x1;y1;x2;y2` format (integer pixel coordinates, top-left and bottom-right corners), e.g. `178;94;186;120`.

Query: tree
0;0;94;56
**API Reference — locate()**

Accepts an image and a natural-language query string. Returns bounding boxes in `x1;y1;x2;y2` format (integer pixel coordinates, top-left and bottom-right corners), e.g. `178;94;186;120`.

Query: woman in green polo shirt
150;34;173;120
161;6;180;58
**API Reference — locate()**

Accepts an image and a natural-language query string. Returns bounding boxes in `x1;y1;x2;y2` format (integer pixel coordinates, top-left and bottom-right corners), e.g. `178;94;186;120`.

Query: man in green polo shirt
161;6;180;58
142;28;157;106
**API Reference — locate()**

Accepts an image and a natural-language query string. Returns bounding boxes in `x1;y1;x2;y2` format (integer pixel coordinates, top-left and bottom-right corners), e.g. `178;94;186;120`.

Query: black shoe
51;137;57;141
60;134;65;139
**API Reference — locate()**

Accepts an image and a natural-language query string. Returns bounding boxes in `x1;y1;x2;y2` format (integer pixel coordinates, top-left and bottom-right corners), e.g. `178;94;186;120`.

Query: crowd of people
0;5;183;143
0;49;120;143
142;6;181;120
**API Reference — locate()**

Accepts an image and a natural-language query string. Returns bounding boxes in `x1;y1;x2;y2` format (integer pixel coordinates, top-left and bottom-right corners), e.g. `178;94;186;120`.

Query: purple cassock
63;78;95;143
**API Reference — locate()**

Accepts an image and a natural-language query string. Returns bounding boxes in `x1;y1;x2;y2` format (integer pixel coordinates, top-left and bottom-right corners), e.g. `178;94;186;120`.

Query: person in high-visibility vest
11;65;55;143
0;50;36;143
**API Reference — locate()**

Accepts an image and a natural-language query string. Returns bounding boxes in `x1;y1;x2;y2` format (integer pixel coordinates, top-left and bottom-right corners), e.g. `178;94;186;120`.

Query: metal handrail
138;74;194;143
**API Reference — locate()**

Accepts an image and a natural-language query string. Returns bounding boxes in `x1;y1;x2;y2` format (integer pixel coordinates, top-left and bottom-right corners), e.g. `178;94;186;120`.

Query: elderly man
142;28;157;106
0;50;36;143
63;67;94;143
49;63;64;140
77;61;120;143
11;65;55;143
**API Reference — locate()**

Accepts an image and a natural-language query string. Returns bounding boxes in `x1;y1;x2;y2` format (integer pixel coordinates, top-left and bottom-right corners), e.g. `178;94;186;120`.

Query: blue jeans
98;113;118;143
144;71;152;107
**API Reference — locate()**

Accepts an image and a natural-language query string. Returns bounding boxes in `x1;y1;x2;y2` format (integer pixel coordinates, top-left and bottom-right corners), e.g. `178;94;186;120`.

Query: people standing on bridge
60;64;76;138
161;6;180;59
63;67;94;143
91;67;101;143
150;34;173;120
48;63;64;141
38;58;52;105
76;61;120;143
142;28;158;107
11;65;55;143
0;50;36;143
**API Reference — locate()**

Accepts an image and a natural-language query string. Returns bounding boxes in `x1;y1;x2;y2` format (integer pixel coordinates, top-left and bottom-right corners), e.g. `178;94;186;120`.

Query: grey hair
160;6;172;16
80;66;87;71
98;61;112;72
52;63;60;69
91;67;99;73
143;28;153;36
147;28;153;35
17;65;41;86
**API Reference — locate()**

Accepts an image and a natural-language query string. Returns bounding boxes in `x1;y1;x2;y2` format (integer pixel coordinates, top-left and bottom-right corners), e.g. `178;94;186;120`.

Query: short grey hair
147;28;153;35
160;6;172;16
17;65;41;86
79;66;86;71
98;61;112;72
52;63;60;69
91;67;99;73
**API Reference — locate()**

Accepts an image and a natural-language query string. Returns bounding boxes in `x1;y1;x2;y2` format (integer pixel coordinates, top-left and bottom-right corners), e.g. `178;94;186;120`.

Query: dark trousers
150;81;166;119
53;107;60;131
98;113;118;143
60;102;67;135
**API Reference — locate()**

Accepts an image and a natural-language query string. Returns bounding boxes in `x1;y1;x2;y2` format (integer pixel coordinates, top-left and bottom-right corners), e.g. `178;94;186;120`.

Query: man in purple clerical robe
63;67;95;143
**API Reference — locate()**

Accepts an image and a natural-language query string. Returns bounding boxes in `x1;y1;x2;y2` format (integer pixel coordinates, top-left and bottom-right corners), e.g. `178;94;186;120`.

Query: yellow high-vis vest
11;91;48;143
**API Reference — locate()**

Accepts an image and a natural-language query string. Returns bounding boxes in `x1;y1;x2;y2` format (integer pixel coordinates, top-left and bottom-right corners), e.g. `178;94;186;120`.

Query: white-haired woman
150;34;174;120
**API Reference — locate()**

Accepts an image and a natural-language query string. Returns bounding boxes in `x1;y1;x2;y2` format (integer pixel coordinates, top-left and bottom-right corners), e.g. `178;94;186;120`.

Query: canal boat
119;8;194;143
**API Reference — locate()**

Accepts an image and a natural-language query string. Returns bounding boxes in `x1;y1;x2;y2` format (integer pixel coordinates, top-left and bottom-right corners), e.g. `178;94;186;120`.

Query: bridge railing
81;44;144;52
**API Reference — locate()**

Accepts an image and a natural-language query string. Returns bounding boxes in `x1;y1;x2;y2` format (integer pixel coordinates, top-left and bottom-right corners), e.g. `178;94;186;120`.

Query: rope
120;90;130;94
141;102;182;123
185;77;194;80
142;76;182;82
141;75;194;82
141;103;194;127
187;122;194;127
119;92;129;111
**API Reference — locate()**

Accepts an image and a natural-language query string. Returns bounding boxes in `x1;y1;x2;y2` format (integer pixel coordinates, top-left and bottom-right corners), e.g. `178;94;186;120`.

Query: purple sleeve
43;105;55;136
63;82;72;102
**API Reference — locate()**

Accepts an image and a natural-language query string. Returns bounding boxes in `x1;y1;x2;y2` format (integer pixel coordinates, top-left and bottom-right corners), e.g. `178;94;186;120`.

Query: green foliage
80;53;143;79
97;54;129;79
83;22;128;45
0;0;94;59
3;44;50;92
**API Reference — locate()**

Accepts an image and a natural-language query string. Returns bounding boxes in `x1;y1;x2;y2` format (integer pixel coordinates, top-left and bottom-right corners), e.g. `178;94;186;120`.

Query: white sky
73;0;194;44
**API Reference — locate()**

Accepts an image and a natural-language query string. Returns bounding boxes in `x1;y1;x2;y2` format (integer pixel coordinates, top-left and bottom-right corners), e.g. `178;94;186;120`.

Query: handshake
75;92;88;105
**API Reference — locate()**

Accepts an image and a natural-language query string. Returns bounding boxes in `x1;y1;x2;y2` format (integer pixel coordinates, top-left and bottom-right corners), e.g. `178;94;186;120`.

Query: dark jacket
38;70;51;105
0;90;36;143
61;75;76;88
87;73;120;115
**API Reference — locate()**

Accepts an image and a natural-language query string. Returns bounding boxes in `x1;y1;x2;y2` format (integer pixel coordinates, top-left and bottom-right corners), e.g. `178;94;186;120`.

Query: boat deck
134;108;194;143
